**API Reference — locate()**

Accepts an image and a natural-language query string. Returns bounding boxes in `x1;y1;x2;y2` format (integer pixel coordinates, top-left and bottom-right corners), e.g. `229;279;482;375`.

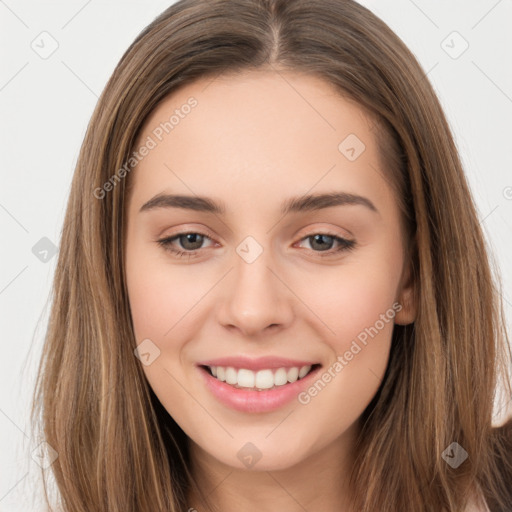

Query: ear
394;257;417;326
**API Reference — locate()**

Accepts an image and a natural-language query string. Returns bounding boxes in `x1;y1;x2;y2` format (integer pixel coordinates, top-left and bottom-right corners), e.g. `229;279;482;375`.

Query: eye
295;233;356;257
157;231;356;259
157;232;215;258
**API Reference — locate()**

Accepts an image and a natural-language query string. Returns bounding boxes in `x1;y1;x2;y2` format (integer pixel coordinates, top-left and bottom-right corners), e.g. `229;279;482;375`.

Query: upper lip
197;356;319;372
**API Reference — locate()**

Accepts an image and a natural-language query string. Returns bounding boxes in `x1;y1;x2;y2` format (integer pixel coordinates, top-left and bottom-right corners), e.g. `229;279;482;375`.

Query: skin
124;68;416;511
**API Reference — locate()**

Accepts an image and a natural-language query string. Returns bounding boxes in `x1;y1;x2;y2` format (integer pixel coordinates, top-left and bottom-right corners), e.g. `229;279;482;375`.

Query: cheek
294;266;398;434
126;243;204;342
125;245;201;421
294;259;401;349
288;243;402;404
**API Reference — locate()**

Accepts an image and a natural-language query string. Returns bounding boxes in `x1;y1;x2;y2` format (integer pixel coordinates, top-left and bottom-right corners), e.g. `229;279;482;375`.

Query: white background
1;0;511;510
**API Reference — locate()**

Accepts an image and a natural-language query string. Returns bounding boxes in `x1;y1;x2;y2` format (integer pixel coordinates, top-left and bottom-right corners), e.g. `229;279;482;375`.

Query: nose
217;244;294;338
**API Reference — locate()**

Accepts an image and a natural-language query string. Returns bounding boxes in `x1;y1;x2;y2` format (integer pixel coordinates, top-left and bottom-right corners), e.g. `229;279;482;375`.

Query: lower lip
198;365;321;413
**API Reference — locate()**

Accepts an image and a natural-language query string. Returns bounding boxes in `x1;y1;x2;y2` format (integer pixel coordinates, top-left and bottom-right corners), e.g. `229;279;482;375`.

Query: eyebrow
139;191;379;216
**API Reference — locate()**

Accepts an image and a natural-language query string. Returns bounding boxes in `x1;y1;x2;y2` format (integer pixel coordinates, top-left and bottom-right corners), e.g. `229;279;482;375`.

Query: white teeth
255;369;274;389
216;366;225;382
225;367;237;385
207;364;313;390
298;365;310;378
274;367;288;386
287;367;299;383
237;369;255;388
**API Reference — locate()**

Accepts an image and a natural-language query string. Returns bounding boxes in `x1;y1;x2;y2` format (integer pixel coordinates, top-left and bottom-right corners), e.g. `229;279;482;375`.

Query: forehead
128;69;392;218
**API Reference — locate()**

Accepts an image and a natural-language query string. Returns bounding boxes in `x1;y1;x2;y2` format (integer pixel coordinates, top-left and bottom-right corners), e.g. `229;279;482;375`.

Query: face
124;69;415;473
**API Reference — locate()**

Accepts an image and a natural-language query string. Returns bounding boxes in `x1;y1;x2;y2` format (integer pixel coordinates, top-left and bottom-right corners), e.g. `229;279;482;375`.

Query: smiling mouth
200;364;321;391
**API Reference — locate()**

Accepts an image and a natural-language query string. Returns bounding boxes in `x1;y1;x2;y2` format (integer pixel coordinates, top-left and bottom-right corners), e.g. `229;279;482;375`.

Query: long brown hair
32;0;512;510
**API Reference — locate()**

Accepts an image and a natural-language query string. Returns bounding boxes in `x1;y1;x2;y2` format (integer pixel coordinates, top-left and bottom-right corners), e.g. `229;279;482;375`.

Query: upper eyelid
160;222;353;241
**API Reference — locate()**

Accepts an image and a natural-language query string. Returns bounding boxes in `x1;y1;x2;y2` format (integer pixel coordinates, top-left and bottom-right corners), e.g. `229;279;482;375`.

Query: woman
32;0;512;510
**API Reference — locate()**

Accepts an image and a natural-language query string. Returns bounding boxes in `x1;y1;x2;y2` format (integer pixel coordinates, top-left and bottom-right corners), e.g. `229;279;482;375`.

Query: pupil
311;234;333;251
182;233;203;250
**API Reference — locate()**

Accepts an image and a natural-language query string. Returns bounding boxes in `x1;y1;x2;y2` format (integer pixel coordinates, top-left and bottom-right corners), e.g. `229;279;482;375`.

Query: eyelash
157;231;356;259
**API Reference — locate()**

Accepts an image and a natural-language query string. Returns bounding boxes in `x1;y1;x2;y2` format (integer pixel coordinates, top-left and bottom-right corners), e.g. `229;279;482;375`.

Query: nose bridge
219;234;292;334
